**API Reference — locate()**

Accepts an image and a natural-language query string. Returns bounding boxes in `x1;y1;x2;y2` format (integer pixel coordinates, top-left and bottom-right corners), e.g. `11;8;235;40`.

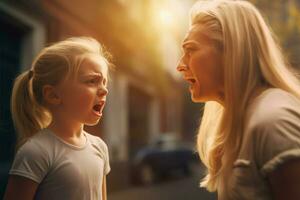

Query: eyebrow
81;73;104;79
181;40;201;49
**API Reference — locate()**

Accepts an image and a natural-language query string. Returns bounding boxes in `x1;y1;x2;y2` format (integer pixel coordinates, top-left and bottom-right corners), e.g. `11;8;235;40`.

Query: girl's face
56;56;108;126
177;25;224;104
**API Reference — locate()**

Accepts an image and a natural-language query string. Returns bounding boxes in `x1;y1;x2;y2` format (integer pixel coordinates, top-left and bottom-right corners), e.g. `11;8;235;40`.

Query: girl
177;0;300;199
4;37;111;200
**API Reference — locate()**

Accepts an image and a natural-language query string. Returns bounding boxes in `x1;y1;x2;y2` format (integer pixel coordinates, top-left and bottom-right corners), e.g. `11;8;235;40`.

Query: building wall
0;1;46;197
43;0;167;156
0;0;184;193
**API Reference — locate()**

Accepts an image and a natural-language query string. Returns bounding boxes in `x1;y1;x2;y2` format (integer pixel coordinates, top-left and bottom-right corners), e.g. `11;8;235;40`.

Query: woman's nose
176;59;188;72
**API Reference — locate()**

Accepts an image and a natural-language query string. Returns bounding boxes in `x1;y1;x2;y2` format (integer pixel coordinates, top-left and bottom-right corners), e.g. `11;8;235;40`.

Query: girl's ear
42;85;61;105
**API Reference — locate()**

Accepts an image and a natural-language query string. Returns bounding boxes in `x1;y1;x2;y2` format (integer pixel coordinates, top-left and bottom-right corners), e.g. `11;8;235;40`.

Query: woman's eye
188;48;196;53
184;48;195;56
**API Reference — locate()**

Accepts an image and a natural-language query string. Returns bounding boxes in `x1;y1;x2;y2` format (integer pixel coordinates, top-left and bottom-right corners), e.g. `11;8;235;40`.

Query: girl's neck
47;120;86;147
47;117;83;139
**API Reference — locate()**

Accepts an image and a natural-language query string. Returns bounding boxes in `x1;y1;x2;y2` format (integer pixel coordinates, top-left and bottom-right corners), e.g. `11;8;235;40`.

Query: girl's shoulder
84;131;109;152
19;129;55;152
14;129;53;166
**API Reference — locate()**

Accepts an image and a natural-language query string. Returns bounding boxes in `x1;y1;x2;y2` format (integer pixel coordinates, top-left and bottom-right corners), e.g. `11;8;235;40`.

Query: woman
177;0;300;199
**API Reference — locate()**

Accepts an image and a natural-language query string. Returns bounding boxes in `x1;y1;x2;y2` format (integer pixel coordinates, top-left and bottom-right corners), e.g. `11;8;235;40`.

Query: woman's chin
190;90;200;102
191;95;202;103
190;87;202;102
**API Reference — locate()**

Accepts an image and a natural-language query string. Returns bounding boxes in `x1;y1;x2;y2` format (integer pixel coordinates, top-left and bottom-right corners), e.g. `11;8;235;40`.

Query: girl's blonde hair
191;0;300;191
11;37;111;148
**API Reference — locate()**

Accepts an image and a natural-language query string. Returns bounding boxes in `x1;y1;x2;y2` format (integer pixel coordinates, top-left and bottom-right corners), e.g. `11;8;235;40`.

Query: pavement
108;164;217;200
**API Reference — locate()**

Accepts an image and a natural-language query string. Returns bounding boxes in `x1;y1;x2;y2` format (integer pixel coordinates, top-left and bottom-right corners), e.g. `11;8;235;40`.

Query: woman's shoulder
252;88;300;110
247;88;300;128
244;89;300;175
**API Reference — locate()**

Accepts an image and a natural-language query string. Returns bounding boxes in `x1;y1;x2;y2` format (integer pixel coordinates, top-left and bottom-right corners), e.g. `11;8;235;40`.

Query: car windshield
152;134;180;150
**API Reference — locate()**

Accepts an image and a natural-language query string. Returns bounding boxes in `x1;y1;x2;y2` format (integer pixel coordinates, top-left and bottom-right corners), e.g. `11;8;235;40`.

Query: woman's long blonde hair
11;37;111;149
191;0;300;191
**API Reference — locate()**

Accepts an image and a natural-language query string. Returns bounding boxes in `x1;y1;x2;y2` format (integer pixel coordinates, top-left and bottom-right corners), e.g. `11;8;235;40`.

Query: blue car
130;134;197;185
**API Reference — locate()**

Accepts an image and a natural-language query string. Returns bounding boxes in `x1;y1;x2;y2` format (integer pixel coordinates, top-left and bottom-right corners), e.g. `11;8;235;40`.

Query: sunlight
158;9;174;27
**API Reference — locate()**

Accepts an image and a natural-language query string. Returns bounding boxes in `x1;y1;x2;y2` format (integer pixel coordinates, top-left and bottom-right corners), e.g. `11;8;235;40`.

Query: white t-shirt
220;88;300;200
9;129;110;200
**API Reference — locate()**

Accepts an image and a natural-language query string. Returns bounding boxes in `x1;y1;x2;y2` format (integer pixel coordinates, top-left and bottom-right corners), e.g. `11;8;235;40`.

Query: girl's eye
87;78;99;84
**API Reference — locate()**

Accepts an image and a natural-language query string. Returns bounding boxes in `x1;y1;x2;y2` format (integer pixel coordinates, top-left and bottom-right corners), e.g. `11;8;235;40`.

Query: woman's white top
221;88;300;200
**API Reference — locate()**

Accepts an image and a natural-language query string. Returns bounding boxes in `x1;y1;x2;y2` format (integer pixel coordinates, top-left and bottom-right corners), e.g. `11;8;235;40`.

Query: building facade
0;0;184;194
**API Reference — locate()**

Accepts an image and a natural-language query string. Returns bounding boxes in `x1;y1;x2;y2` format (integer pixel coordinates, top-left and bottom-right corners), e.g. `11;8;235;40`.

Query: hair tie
28;70;34;79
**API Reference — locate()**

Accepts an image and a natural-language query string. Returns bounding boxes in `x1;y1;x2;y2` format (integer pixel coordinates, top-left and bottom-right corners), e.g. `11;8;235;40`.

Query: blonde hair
11;37;111;148
191;0;300;191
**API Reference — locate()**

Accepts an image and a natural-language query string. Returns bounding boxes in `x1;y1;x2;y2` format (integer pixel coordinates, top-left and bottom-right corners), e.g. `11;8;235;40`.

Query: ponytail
11;70;50;149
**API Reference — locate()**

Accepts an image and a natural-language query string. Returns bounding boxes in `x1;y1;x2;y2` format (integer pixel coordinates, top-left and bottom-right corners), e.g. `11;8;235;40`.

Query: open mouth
93;101;105;115
186;78;196;85
93;104;101;112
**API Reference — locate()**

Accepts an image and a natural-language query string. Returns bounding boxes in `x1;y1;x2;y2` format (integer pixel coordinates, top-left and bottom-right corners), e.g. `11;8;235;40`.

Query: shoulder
246;88;300;149
10;129;53;182
247;88;300;131
84;131;109;153
245;89;300;175
84;131;111;174
17;129;54;158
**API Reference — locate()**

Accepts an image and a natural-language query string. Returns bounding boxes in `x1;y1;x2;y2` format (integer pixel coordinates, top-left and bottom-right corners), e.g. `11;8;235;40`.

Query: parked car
130;134;197;185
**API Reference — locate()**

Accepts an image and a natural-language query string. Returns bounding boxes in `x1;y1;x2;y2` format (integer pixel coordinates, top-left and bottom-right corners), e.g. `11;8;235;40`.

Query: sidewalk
108;163;217;200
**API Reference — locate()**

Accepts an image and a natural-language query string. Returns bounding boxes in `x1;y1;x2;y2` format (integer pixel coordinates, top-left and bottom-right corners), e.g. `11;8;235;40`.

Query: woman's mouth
186;78;196;85
184;78;197;92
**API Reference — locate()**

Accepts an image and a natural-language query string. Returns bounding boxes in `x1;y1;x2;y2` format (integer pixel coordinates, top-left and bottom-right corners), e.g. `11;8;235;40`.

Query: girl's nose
97;86;108;96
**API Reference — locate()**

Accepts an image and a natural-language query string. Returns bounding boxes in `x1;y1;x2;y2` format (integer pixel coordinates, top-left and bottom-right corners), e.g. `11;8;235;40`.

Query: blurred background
1;0;300;199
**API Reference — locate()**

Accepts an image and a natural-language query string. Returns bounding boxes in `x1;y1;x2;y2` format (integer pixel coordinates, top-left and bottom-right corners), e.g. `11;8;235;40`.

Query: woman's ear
42;85;61;105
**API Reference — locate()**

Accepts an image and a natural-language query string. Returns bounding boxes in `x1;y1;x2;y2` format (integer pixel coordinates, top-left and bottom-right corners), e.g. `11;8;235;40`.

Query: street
108;164;217;200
